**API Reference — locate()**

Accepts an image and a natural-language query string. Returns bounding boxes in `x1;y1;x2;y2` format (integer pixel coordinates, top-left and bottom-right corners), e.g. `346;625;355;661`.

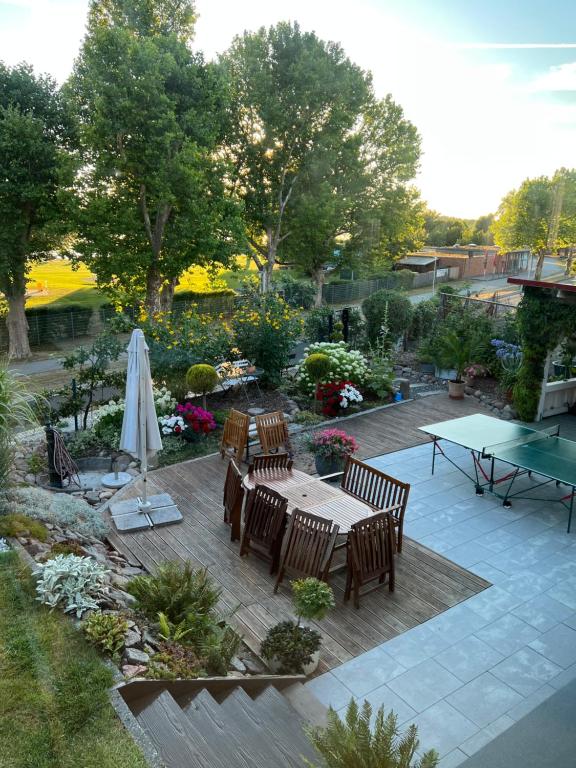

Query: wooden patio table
242;467;373;534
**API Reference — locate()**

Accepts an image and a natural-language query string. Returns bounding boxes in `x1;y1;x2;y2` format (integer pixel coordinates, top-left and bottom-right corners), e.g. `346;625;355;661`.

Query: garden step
184;689;284;768
414;389;447;398
281;681;329;728
135;689;227;768
252;685;319;765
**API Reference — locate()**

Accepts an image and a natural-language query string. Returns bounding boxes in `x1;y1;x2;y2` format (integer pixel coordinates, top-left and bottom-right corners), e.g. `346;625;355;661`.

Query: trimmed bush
304;353;331;383
186;364;219;409
362;289;413;344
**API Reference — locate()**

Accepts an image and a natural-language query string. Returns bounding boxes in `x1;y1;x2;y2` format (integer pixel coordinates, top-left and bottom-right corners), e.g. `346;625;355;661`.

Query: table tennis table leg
431;438;437;475
568;488;575;534
501;467;521;508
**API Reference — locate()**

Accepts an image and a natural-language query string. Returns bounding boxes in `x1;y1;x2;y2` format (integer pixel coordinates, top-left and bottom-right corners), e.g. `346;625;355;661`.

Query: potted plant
306;428;358;476
433;330;476;399
261;578;335;675
463;363;488;387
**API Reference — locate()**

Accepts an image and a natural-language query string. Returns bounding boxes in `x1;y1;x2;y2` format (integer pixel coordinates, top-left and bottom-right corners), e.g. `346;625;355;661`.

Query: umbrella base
110;492;182;532
101;471;132;489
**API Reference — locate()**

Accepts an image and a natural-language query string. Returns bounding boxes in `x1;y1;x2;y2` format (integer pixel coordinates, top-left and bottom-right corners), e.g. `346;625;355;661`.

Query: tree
492;170;576;280
0;63;72;358
424;211;473;247
67;0;244;313
222;21;370;292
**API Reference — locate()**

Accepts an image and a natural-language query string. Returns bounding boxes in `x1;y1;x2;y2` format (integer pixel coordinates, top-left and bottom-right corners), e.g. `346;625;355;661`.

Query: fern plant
305;699;439;768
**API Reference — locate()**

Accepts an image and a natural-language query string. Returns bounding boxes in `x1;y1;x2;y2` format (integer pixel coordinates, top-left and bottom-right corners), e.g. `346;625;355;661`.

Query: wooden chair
223;459;244;542
239;485;288;574
345;511;395;609
248;453;293;475
274;509;339;592
341;456;411;552
220;409;250;463
255;411;292;456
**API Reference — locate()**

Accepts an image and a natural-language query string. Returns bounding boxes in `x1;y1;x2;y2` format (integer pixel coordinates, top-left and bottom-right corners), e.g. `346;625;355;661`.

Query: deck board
107;394;490;674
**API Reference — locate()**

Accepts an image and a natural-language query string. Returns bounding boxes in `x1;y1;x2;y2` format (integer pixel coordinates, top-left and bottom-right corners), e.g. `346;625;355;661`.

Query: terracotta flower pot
448;380;465;400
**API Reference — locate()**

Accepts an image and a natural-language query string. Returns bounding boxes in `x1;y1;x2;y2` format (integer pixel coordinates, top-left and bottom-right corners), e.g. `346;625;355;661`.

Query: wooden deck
108;394;491;674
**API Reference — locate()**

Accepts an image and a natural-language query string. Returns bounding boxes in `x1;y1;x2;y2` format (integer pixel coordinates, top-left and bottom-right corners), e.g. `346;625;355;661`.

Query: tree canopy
492;169;576;279
67;0;244;311
0;62;72;358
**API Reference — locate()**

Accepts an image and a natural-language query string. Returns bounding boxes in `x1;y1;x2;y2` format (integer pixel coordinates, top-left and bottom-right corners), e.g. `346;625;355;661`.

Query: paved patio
306;437;576;766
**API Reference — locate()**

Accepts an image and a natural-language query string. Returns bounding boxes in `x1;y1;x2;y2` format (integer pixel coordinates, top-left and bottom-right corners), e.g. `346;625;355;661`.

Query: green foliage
83;612;128;660
362;290;413;344
47;541;86;559
232;294;303;386
27;452;46;477
273;273;316;309
0;513;48;542
513;287;576;420
433;330;476;382
294;410;325;426
5;486;109;539
0;62;74;357
65;429;105;458
146;641;203;680
61;332;123;430
304;354;332;384
305;306;335;343
0;366;39;490
305;698;439;768
292;578;335;622
261;621;322;674
35;554;109;618
186;364;219;408
366;309;395;399
127;561;220;625
0;552;148;766
408;298;440;344
157;611;193;643
298;342;369;395
68;0;244;311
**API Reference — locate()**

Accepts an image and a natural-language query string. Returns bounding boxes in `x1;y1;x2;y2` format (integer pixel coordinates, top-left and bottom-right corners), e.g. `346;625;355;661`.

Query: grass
0;550;148;768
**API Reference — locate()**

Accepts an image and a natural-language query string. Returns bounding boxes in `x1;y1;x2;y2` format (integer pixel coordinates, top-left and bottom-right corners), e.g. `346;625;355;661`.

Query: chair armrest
318;471;345;482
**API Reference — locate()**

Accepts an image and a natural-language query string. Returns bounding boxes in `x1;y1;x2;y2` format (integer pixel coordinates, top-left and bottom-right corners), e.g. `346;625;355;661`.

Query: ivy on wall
514;287;576;421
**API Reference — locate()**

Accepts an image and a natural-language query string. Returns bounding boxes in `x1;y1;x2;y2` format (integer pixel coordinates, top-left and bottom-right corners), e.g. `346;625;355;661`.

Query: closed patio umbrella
119;328;162;509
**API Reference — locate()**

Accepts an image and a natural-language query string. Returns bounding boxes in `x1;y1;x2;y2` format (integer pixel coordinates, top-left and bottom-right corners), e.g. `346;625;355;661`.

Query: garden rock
247;407;265;417
143;630;160;649
242;656;266;675
84;491;101;505
124;647;149;665
124;629;141;648
230;656;247;673
122;664;147;679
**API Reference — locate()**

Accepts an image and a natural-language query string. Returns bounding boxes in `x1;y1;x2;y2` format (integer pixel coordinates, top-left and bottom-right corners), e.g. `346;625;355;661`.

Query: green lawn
0;551;147;768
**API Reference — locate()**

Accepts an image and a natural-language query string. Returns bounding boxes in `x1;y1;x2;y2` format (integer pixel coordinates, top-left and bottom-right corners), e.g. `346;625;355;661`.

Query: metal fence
440;292;518;319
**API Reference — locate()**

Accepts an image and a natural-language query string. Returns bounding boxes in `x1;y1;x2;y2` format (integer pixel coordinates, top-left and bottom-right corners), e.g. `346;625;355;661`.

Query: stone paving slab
306;440;576;765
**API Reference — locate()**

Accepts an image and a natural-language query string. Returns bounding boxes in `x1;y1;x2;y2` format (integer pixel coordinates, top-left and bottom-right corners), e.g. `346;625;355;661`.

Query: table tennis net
481;424;560;458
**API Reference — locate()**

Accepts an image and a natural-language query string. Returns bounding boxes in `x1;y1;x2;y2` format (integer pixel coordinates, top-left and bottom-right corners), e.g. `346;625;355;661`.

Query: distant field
23;256;290;310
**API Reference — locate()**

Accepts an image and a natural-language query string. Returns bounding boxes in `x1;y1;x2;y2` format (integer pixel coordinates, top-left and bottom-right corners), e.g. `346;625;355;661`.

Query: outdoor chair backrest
274;508;339;590
240;484;288;573
255;411;290;455
345;511;395;607
223;459;244;542
248;453;293;475
220;409;250;463
341;456;410;519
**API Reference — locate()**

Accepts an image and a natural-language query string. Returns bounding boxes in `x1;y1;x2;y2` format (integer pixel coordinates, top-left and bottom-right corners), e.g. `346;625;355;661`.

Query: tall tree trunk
159;277;177;313
534;249;546;281
6;292;31;359
312;268;325;307
260;232;276;293
145;262;163;315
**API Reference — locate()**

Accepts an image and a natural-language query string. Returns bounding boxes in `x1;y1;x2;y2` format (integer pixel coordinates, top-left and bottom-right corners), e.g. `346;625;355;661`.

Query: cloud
530;62;576;91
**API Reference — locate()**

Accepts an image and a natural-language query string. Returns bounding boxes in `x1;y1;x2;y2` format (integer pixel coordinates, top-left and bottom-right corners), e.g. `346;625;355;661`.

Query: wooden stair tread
252;686;319;765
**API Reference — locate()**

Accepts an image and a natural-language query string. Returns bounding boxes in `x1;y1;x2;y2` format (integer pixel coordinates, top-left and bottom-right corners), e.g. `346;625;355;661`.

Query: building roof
397;256;437;266
508;277;576;302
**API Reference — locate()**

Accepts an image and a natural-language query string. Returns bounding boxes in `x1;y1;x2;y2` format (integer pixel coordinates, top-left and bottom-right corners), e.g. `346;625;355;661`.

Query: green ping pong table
419;414;576;532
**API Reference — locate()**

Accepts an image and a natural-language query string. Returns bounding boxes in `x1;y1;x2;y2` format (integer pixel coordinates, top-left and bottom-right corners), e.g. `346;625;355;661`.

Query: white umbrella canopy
119;329;162;507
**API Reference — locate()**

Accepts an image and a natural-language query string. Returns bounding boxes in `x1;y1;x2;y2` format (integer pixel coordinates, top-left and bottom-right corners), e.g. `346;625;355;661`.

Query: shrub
294;410;325;426
305;306;334;343
5;486;108;539
260;621;322;675
273;273;316;309
292;578;335;622
83;612;128;660
186;364;219;410
127;561;220;625
36;554;109;617
0;366;39;490
175;403;217;438
408;298;440;344
304;353;332;383
362;289;413;345
306;698;439;768
297;342;369;395
232;294;303;386
306;429;358;460
65;429;105;458
0;513;48;542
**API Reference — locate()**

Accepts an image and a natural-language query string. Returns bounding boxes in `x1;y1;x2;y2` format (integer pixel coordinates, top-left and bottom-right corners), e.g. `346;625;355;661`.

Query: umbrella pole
138;335;151;511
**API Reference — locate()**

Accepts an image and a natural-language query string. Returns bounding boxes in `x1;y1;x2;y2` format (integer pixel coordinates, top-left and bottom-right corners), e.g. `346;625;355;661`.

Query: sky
0;0;575;218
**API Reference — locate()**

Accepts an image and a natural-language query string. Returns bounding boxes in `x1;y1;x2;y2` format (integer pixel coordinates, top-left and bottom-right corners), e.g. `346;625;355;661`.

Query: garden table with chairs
223;452;411;607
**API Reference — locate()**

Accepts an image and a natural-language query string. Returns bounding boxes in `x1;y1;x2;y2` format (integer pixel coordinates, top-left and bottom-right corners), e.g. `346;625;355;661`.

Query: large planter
267;649;320;676
314;455;345;477
448;380;465;400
